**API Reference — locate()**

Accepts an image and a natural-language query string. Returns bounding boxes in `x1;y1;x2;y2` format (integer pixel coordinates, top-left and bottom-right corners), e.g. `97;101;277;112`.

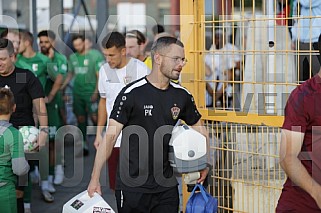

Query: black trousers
115;187;179;213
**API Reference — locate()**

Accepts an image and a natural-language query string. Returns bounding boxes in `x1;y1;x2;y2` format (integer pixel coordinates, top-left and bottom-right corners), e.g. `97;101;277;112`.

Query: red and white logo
171;104;180;120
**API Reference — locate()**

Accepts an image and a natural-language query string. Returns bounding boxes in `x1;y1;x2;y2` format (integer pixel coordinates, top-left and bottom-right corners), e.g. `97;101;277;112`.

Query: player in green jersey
38;30;67;188
62;34;104;156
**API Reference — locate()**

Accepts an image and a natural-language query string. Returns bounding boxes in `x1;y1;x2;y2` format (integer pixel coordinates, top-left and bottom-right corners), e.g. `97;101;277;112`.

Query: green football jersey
68;50;104;96
0;126;25;185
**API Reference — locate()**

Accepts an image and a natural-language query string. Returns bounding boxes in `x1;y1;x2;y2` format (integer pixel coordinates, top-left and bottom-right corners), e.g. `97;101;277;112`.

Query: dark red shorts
107;147;120;190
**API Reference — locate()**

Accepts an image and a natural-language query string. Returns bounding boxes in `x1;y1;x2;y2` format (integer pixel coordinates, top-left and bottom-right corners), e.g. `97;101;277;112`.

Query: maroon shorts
107;147;120;190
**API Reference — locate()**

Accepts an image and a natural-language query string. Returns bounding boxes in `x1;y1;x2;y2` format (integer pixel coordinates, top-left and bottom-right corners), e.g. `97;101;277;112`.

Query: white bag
62;190;115;213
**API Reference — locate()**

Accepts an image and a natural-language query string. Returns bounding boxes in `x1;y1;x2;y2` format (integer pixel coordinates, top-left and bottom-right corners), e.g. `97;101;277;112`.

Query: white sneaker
41;180;55;202
54;165;64;185
47;176;56;193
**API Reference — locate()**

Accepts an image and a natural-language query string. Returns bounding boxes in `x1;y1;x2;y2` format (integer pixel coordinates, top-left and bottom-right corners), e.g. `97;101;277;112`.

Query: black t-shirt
110;77;201;193
0;67;45;128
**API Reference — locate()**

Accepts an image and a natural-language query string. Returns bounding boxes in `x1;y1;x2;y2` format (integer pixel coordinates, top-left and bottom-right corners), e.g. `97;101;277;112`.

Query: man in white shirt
94;32;150;200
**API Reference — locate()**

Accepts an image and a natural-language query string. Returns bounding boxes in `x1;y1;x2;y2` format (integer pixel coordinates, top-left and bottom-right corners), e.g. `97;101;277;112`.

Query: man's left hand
197;167;209;183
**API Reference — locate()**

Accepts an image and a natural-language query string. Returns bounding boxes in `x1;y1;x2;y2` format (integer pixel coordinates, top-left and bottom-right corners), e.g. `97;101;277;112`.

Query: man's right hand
87;179;101;198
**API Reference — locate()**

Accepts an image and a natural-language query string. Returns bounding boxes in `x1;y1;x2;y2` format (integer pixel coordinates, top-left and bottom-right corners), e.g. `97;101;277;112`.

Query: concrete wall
242;20;296;115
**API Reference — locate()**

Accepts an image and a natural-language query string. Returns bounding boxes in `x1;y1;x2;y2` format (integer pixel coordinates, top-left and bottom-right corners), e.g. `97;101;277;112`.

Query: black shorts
115;187;179;213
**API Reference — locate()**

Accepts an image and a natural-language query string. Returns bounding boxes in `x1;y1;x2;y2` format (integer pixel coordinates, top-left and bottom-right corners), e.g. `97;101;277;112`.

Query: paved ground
30;135;117;213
